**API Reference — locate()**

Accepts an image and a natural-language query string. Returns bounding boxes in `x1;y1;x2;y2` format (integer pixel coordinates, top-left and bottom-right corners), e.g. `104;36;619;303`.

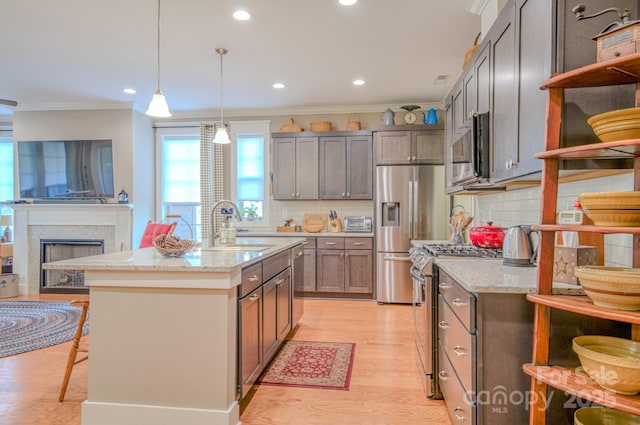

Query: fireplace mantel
8;203;132;294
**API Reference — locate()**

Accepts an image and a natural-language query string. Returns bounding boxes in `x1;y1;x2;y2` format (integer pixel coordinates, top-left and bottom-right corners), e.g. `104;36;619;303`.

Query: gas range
410;242;502;276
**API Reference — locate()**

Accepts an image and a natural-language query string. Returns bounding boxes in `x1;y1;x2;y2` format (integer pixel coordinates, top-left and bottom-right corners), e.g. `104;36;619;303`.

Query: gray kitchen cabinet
319;134;373;199
272;136;318;200
374;127;444;165
316;237;373;295
263;267;291;364
301;237;317;292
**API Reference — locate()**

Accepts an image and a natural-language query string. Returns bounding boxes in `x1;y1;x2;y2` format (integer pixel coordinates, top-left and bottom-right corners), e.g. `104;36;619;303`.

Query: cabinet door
474;41;491;115
272;137;296;200
451;80;465;136
489;3;518;182
302;249;316;291
374;131;412;165
346;135;373;199
516;0;551;178
344;249;373;293
319;136;347;199
262;279;279;363
316;250;345;292
413;130;444;164
463;70;475;127
239;287;262;398
295;137;319;199
276;269;292;341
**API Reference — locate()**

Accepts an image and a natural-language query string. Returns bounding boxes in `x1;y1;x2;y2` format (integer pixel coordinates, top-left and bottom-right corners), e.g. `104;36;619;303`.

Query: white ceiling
0;0;481;118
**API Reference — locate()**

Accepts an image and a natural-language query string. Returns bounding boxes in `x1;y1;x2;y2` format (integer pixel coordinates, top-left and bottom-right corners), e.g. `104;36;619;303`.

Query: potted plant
242;204;260;221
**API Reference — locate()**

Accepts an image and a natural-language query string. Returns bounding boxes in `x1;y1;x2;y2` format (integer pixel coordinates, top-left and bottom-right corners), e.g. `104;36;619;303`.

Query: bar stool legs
59;300;89;402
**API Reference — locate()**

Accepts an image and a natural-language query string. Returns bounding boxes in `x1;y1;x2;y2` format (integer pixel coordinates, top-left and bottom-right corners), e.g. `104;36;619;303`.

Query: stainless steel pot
502;225;538;266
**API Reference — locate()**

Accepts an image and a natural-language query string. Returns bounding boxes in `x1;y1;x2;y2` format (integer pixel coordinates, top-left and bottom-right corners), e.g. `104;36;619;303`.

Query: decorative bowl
572;335;640;395
587;107;640;142
153;234;194;257
580;209;640;227
578;192;640;210
574;407;640;425
575;266;640;311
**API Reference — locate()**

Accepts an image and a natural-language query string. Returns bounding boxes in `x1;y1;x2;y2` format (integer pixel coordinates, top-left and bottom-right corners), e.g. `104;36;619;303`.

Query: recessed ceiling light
352;79;365;86
123;88;136;94
233;10;251;20
339;0;358;5
273;83;285;89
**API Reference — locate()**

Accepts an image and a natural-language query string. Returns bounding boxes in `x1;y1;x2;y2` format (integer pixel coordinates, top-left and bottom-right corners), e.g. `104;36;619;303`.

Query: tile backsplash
475;171;634;267
269;200;374;230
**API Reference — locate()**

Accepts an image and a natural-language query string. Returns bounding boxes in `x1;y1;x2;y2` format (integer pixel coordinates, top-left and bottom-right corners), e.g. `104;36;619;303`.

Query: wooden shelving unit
525;54;640;424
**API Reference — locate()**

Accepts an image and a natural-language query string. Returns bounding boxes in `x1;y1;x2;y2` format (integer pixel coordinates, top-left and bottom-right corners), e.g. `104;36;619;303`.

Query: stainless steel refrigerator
376;165;446;303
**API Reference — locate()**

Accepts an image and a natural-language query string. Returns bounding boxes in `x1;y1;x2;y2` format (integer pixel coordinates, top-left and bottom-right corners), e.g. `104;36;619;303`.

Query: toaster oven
343;216;372;233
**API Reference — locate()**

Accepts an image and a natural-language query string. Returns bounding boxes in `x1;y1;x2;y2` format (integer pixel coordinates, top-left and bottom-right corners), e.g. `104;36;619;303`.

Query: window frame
0;133;14;216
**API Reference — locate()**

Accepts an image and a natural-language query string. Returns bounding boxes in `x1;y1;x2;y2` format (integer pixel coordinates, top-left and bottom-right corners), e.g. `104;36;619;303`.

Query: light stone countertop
434;258;585;295
237;230;374;237
42;236;306;273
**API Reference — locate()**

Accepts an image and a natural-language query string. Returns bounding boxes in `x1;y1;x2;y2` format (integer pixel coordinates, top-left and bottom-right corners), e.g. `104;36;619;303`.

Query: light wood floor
2;294;450;425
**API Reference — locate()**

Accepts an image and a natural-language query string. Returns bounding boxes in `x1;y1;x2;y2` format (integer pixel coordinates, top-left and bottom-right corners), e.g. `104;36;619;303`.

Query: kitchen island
43;237;305;425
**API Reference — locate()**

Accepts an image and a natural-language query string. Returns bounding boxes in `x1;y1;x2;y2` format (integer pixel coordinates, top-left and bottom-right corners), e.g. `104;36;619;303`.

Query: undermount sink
202;244;273;252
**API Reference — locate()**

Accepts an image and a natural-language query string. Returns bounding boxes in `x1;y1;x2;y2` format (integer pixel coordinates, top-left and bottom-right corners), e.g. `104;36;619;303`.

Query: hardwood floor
2;295;450;425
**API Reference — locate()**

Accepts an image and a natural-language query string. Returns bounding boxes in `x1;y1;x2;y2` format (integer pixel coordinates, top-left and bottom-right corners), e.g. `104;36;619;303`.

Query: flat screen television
17;140;115;200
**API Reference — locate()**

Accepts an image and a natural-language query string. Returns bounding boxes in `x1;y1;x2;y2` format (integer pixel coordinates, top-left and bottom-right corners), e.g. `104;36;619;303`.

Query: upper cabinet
319;135;373;200
444;0;638;193
373;125;444;165
272;131;373;201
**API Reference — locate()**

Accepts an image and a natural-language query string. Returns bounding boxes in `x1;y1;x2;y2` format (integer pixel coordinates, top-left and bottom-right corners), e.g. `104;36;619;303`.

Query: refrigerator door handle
408;180;414;239
383;255;412;262
413;174;419;239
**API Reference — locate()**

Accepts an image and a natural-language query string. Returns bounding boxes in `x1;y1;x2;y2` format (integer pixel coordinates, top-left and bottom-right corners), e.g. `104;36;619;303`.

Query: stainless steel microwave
451;112;490;186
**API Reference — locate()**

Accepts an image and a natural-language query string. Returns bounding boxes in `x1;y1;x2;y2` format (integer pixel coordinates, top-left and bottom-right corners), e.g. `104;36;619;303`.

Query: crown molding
467;0;490;15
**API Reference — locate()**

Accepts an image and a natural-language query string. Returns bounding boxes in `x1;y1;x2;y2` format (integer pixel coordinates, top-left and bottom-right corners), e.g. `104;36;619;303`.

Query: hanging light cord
216;48;228;128
156;0;161;91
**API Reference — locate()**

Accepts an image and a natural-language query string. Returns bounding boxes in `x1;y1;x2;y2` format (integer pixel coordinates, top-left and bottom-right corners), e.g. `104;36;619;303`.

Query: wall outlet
282;210;288;218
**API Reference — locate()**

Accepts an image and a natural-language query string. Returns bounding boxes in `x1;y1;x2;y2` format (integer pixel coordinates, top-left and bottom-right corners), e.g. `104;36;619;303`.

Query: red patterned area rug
258;340;355;390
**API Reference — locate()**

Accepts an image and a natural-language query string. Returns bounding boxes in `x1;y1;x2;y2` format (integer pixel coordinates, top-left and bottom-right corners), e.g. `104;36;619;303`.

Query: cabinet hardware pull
248;275;259;282
340;252;344;257
407;156;411;161
325;242;336;245
248;294;259;301
438;371;450;381
439;283;452;290
342;193;346;197
453;407;467;421
275;278;284;286
302;241;309;245
296;252;303;257
412;156;416;161
452;298;467;307
346;192;350;197
438;321;450;329
353;242;363;246
345;253;349;257
296;192;300;198
453;346;468;357
291;193;295;198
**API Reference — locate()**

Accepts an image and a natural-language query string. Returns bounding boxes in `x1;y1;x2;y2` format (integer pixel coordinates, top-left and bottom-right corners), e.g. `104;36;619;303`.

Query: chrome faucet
209;199;243;247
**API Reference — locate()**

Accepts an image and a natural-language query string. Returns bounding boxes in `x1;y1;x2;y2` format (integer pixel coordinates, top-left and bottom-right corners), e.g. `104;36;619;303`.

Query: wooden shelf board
532;224;640;234
536;139;640;160
541;54;640;89
527;294;640;324
523;364;640;415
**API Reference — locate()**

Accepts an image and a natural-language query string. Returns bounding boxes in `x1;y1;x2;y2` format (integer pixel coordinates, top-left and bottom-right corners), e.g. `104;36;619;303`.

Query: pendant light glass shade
146;89;171;117
146;0;171;117
213;126;231;144
213;48;229;144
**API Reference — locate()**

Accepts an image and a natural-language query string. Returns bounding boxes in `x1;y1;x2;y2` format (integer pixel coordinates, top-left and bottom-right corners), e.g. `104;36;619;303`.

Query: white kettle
502;225;538;266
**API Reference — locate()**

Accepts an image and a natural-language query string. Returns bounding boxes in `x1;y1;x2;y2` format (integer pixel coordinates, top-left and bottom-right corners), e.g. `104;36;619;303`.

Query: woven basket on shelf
462;32;481;69
310;121;332;132
346;113;361;131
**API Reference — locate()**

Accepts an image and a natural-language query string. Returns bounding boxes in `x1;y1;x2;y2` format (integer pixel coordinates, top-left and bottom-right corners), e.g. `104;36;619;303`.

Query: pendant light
146;0;171;117
213;48;231;144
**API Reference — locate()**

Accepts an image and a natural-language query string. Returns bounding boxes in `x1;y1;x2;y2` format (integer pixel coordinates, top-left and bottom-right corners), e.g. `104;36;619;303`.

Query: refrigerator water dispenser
381;202;400;227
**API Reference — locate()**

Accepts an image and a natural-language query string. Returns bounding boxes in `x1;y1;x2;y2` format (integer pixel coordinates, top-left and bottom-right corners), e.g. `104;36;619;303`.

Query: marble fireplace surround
9;204;132;294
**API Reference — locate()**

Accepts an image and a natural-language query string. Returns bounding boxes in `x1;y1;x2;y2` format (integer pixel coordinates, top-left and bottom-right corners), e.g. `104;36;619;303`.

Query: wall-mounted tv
17;140;115;200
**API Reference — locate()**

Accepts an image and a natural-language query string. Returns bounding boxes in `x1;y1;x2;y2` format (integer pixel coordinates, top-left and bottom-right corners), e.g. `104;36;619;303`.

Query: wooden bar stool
59;300;89;402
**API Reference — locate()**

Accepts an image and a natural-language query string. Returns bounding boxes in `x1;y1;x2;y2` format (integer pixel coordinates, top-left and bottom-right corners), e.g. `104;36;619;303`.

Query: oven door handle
410;266;425;282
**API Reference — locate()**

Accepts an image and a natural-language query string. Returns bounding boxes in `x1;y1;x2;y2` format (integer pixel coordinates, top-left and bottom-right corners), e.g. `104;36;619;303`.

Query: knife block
330;218;343;233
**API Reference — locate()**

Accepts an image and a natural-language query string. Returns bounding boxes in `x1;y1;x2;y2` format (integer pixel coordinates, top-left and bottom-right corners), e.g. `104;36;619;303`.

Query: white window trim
229;120;271;229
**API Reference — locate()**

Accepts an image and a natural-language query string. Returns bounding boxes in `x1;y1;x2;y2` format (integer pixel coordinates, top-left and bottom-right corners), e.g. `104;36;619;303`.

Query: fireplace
40;239;104;293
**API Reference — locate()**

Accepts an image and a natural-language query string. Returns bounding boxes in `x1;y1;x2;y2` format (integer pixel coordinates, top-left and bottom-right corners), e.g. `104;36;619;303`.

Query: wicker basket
346;113;361;131
280;118;303;132
463;32;481;69
310;121;332;132
153;234;194;257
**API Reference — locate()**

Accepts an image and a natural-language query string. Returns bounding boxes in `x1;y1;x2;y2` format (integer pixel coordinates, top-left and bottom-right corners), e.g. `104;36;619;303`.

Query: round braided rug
0;300;88;358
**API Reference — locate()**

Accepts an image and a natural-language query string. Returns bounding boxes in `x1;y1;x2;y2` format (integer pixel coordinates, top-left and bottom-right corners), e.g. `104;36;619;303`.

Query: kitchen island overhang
43;237;305;425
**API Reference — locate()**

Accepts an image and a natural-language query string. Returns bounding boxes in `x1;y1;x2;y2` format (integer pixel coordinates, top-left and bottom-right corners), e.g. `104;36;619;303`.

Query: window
156;129;201;240
230;121;271;227
0;136;14;215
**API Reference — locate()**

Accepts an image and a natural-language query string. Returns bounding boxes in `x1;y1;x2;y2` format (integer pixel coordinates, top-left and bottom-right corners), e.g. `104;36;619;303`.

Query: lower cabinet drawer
439;341;476;425
438;295;475;391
